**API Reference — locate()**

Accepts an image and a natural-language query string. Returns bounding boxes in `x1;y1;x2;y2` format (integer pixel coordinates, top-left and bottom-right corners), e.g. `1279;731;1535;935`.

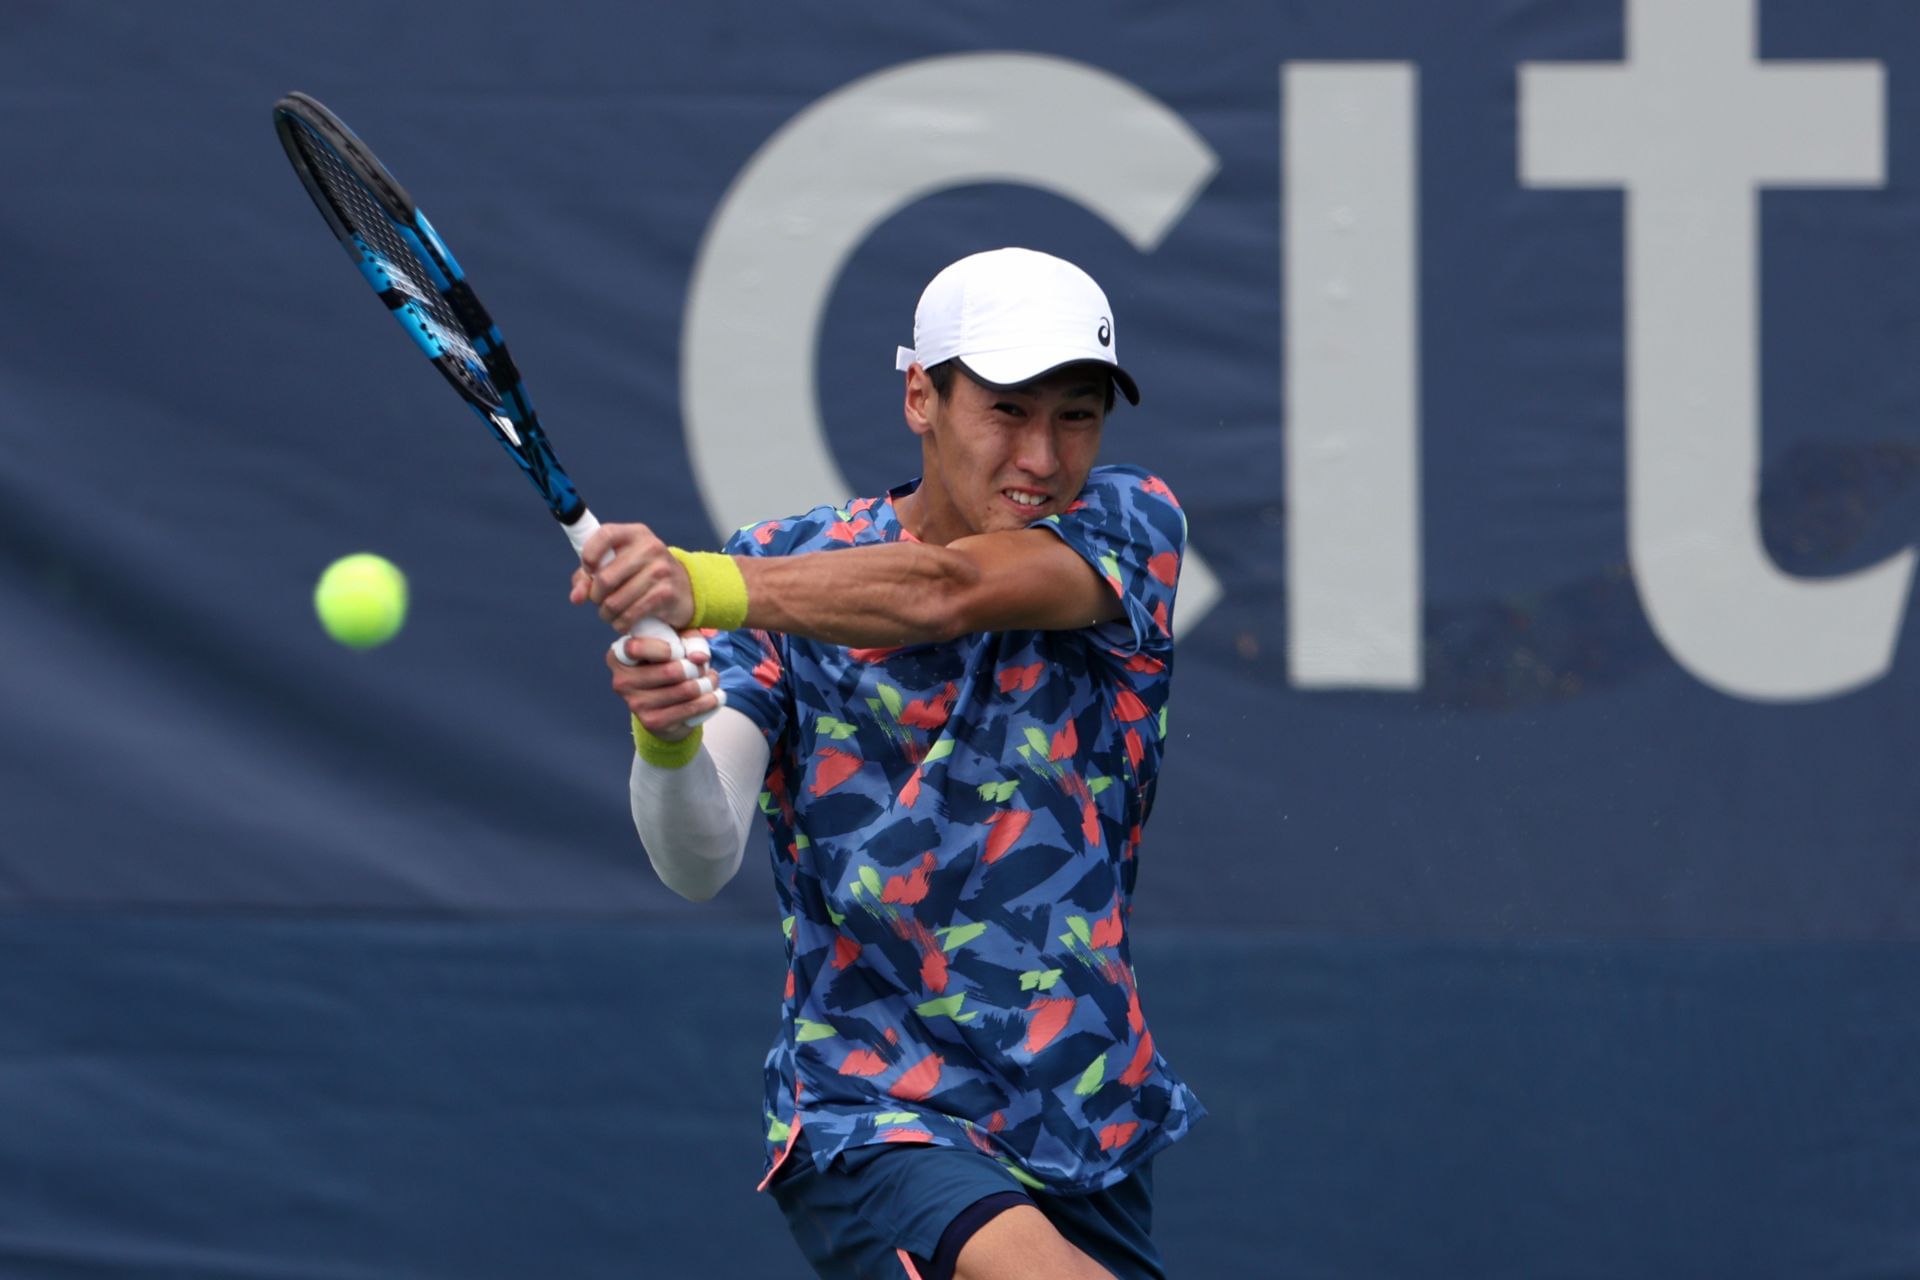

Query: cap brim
956;353;1140;406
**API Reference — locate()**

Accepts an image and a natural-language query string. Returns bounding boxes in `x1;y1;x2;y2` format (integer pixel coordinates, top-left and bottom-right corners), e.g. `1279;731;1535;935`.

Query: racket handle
568;508;720;729
606;628;721;729
616;615;685;663
566;508;684;661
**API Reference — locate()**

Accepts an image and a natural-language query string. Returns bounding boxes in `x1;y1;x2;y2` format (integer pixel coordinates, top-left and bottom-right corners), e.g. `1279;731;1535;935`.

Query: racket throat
486;410;524;447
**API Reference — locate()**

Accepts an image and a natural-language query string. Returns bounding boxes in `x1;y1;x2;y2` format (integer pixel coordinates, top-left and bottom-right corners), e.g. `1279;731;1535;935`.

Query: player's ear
903;363;936;437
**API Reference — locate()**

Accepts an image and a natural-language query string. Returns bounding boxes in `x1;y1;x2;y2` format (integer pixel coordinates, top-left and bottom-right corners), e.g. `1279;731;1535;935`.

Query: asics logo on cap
1098;318;1112;348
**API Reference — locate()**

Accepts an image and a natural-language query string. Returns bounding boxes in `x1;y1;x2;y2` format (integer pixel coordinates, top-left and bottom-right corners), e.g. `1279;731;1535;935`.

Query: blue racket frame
273;91;587;527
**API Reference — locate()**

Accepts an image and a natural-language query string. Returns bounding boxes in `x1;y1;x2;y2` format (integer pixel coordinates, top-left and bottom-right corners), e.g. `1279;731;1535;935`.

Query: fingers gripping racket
272;92;708;704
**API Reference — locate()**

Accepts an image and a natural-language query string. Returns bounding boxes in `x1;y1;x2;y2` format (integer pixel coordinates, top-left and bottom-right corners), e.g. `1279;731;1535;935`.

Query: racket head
273;92;586;524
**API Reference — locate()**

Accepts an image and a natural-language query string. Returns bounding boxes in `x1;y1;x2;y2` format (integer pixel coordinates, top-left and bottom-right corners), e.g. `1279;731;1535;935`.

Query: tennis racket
272;91;696;682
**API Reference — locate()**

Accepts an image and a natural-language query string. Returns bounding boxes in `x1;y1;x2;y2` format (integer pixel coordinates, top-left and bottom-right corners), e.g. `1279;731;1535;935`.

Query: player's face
903;364;1108;544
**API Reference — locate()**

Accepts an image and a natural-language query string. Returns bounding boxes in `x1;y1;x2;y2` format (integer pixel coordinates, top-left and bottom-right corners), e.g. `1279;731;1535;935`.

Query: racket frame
272;92;698;679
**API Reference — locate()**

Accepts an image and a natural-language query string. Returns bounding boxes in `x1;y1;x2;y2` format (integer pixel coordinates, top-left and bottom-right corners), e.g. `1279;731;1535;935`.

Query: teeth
1007;492;1045;507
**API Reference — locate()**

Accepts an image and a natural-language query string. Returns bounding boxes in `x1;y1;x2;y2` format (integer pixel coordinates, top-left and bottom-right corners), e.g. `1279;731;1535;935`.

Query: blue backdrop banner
2;1;1917;1275
2;0;1917;936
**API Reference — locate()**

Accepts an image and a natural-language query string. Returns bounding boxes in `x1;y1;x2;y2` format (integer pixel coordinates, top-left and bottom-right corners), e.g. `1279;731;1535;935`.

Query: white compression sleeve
628;706;770;902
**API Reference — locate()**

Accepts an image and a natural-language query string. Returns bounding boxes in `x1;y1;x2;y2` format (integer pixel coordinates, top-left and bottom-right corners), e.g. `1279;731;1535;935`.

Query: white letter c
682;53;1222;636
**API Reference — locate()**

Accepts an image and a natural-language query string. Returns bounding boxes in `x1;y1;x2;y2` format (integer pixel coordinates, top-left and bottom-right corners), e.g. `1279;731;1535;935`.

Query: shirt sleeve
1033;465;1187;663
705;522;792;742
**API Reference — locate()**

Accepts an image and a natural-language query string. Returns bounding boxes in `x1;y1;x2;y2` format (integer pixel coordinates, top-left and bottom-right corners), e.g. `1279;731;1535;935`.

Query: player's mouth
1002;488;1050;514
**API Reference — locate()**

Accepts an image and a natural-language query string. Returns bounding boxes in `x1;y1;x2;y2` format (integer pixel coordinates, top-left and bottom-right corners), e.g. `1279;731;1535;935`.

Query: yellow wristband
632;715;704;768
668;548;750;630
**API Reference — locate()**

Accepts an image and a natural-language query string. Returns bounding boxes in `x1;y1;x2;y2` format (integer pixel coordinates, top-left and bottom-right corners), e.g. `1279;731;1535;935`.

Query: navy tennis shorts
767;1128;1164;1280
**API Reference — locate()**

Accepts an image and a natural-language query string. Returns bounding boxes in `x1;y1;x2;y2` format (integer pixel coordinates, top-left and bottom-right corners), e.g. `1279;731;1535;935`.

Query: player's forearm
628;709;768;901
630;750;743;901
733;545;977;648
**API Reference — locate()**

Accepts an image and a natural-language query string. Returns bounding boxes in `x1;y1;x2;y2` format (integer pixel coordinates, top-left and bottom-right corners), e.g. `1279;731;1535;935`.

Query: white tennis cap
893;247;1140;405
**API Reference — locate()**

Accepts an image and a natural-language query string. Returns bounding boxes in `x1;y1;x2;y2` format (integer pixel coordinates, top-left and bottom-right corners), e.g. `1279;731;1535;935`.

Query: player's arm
734;529;1121;646
627;707;767;902
572;522;1120;648
609;634;765;902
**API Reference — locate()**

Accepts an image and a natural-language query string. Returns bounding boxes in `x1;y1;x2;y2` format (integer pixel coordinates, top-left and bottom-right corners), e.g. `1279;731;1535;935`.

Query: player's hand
608;630;720;741
569;521;695;633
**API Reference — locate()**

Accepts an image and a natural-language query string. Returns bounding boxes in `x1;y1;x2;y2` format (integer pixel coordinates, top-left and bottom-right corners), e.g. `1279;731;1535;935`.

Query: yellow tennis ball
314;553;409;649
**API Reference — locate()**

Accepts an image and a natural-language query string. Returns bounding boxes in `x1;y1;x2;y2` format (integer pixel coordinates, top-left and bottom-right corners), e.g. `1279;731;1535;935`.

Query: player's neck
893;482;966;547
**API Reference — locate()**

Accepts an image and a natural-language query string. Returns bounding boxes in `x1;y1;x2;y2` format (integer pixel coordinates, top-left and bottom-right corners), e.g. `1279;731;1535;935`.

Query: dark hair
925;358;1117;413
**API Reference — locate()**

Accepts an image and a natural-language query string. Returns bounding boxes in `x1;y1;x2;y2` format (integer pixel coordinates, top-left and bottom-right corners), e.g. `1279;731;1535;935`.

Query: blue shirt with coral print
709;464;1204;1195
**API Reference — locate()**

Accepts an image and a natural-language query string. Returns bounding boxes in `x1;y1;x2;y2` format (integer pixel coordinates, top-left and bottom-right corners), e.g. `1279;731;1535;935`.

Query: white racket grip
615;616;685;665
565;508;684;664
604;634;723;729
569;508;718;729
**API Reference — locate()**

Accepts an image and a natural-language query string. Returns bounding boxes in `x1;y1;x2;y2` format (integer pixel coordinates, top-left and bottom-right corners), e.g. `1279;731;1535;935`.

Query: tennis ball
314;553;409;649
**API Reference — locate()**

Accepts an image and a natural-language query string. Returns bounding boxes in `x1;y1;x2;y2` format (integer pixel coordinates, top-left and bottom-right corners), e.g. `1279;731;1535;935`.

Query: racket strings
286;118;499;407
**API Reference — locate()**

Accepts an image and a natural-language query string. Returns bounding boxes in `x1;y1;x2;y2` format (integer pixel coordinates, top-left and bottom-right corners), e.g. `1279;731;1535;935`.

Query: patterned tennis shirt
709;464;1204;1196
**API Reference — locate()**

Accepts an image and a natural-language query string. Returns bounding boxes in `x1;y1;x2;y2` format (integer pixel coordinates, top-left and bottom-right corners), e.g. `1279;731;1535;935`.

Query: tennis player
572;248;1202;1280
